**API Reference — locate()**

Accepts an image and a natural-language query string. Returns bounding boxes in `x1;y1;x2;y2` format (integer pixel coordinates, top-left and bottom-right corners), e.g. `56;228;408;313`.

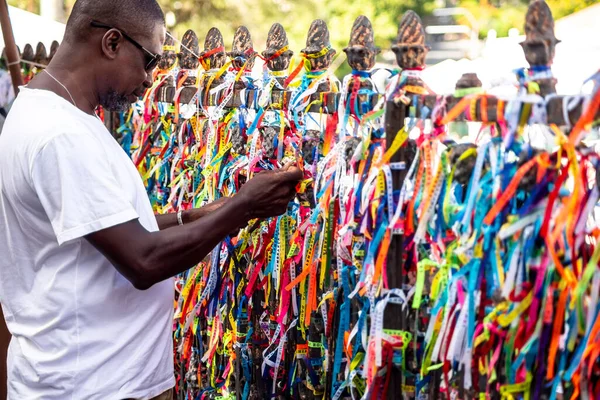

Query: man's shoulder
3;94;100;151
8;87;94;127
0;97;108;182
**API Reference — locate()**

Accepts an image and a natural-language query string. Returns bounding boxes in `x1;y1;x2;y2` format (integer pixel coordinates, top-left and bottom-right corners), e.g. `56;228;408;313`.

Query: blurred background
4;0;600;94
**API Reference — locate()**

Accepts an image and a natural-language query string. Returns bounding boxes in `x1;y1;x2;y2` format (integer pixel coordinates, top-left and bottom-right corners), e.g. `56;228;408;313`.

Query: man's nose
143;71;153;89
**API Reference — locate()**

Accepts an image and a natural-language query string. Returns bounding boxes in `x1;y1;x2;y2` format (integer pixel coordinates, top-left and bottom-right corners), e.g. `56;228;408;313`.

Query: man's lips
129;93;143;102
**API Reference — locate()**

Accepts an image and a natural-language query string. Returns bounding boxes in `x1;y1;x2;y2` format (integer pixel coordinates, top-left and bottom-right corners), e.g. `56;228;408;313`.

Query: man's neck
27;47;100;115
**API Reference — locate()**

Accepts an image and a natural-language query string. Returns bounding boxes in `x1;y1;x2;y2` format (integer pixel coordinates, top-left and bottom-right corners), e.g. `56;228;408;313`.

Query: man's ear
101;30;123;61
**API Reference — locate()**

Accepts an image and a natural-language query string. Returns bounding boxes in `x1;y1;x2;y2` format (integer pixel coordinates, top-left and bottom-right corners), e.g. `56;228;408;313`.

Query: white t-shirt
0;88;174;400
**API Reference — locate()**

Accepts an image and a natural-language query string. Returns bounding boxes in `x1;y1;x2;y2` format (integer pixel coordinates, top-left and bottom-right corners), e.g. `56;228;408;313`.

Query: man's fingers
277;162;302;181
281;161;296;171
286;184;296;197
277;166;303;182
275;183;297;199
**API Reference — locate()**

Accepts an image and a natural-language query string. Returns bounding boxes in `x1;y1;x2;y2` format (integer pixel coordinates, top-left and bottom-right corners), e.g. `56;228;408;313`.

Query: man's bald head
49;0;166;112
64;0;165;45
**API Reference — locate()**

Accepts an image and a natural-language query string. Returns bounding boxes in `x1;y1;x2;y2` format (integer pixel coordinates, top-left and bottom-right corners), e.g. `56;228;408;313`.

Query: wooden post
385;10;428;400
177;30;200;105
292;19;337;400
199;27;227;106
0;0;24;94
298;19;337;208
340;16;380;400
343;16;380;113
246;27;277;394
261;23;296;400
258;23;293;160
520;0;559;97
231;30;257;396
156;33;178;103
521;3;559;398
383;99;407;400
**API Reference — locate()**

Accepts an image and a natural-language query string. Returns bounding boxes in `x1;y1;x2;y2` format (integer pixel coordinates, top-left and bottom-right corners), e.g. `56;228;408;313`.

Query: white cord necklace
44;69;77;107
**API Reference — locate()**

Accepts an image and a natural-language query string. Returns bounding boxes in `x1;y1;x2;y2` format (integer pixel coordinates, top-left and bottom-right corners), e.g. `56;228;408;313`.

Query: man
0;0;302;399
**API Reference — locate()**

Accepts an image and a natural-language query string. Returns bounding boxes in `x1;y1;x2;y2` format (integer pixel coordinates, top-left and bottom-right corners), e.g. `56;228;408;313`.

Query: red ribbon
198;46;225;62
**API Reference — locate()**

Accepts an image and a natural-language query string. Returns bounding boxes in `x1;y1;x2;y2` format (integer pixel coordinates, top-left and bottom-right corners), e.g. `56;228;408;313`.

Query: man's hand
166;163;302;227
237;163;303;219
86;164;302;290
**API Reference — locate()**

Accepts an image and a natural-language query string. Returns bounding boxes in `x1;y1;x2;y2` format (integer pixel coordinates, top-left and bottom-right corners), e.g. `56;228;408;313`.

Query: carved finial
521;0;559;66
34;42;47;66
48;41;59;63
263;23;294;72
229;26;257;70
301;19;336;71
178;30;200;103
344;15;379;71
392;11;428;70
178;30;200;70
158;32;178;71
0;48;8;70
21;44;34;64
200;27;227;71
156;34;178;102
521;0;559;95
455;73;482;90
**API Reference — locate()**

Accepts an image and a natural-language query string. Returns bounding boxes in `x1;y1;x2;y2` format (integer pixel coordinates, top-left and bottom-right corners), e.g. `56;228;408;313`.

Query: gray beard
99;90;131;112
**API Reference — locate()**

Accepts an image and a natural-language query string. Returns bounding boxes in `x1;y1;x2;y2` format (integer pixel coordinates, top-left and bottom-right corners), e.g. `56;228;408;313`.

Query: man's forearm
155;199;229;230
155;209;201;230
87;195;251;290
138;197;251;288
87;167;301;290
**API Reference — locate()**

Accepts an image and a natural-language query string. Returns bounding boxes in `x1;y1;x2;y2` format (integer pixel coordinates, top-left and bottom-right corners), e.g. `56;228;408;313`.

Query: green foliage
460;0;598;39
460;0;528;38
8;0;39;13
544;0;599;19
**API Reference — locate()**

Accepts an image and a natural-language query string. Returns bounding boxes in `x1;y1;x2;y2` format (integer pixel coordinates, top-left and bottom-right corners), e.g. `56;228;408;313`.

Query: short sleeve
31;131;139;245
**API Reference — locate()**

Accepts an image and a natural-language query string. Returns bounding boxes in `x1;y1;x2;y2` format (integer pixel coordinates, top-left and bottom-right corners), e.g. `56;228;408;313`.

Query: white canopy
422;4;600;96
553;3;600;95
1;5;65;51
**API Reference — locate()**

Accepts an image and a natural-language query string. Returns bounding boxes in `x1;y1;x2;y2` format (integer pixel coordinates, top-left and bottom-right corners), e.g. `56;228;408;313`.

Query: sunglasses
90;20;160;71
